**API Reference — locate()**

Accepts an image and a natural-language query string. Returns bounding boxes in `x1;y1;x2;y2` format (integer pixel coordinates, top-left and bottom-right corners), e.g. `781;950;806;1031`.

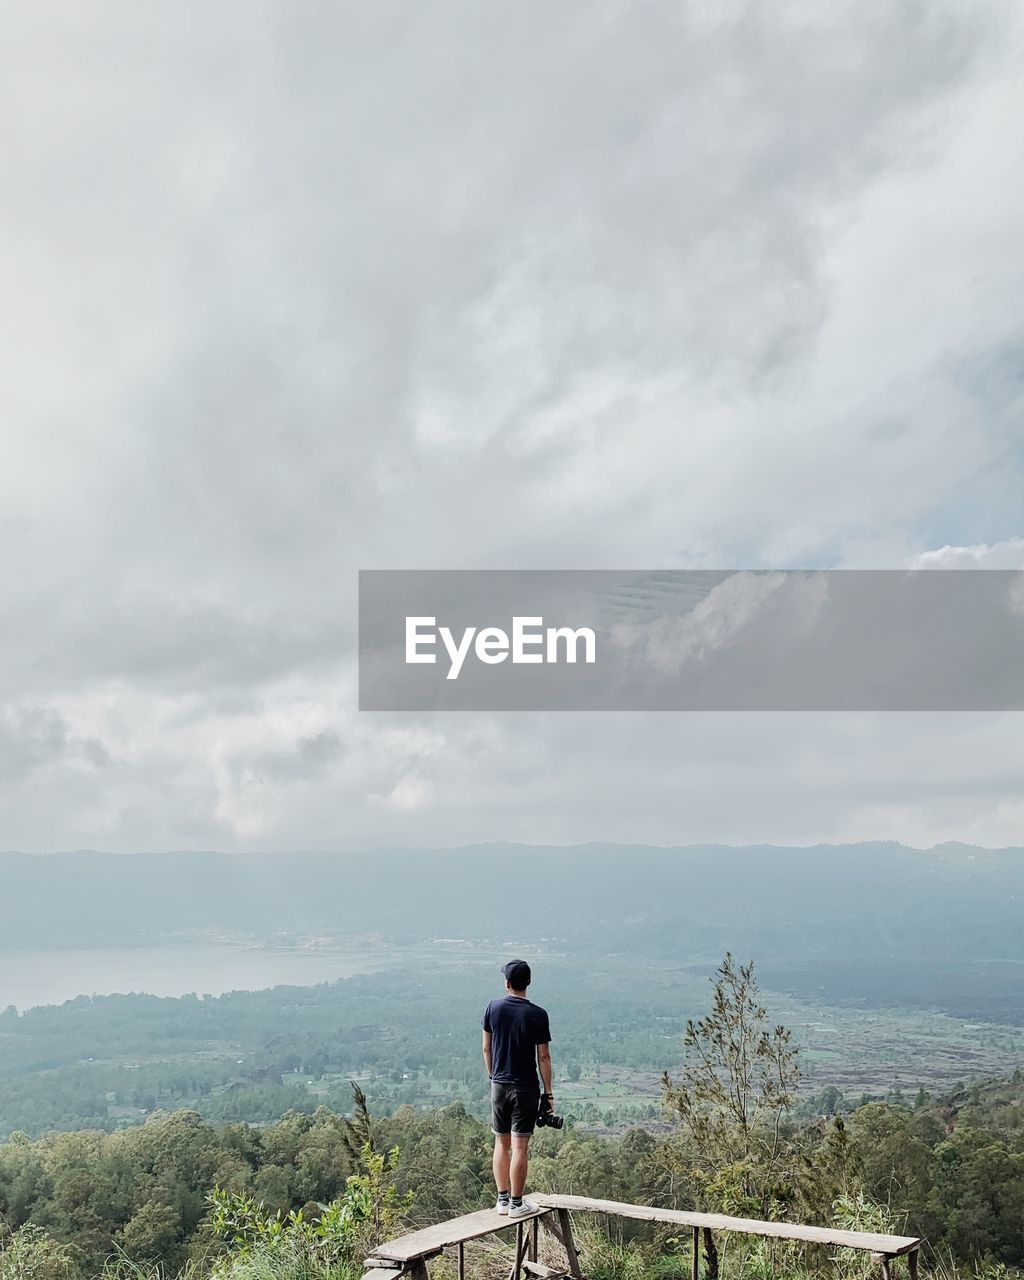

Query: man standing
481;959;553;1218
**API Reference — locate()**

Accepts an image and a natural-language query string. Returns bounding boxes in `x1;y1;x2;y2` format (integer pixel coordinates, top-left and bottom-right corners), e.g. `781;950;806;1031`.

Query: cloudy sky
2;1;1023;854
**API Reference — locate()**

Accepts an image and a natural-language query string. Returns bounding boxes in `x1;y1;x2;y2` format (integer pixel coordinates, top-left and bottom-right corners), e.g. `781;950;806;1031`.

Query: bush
206;1142;412;1278
0;1224;80;1280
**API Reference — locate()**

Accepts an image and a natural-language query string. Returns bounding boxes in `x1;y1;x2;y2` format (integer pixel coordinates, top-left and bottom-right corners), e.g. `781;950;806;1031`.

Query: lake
0;944;401;1011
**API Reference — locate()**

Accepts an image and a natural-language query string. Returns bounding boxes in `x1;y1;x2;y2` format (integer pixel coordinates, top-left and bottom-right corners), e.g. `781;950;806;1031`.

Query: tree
207;1140;412;1270
339;1084;374;1164
661;954;800;1218
115;1200;181;1261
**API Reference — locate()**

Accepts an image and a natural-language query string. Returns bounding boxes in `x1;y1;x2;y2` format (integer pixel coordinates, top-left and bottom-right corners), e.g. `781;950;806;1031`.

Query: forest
3;947;1021;1143
2;958;1023;1280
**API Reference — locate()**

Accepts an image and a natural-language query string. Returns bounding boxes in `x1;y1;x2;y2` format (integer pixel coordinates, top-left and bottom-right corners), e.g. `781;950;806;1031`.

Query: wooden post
692;1226;700;1280
530;1218;540;1263
703;1229;719;1280
510;1222;525;1280
541;1215;566;1250
879;1257;893;1280
458;1242;465;1280
557;1209;584;1280
907;1252;919;1280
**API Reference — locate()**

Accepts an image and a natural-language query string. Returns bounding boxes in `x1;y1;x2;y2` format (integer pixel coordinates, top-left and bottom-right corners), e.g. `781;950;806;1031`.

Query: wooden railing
362;1192;922;1280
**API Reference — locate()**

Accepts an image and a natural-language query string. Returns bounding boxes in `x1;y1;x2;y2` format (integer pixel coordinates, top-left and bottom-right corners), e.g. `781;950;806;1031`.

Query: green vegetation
0;955;695;1139
2;952;1022;1143
2;959;1024;1280
662;954;801;1218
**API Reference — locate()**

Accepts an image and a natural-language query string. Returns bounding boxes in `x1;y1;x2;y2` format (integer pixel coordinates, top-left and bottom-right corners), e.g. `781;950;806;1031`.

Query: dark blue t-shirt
482;995;551;1088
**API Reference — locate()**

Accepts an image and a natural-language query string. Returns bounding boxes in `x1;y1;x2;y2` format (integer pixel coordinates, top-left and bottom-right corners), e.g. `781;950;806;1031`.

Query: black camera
536;1094;563;1130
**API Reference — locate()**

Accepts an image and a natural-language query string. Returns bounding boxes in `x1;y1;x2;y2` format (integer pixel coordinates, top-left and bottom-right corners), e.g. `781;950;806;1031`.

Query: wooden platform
370;1205;550;1263
532;1194;922;1257
364;1193;923;1280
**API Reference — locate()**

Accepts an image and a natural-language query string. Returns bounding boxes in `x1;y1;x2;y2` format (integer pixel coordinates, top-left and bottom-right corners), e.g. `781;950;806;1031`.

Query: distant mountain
0;841;1019;950
4;842;1024;1019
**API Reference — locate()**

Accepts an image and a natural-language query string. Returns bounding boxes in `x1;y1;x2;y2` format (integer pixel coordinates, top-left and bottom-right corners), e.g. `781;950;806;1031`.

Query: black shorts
490;1081;540;1136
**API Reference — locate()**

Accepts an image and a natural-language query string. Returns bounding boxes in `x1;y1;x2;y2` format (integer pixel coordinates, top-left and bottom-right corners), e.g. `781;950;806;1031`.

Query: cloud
909;538;1024;569
607;571;830;675
368;775;431;813
0;704;109;784
0;2;1022;850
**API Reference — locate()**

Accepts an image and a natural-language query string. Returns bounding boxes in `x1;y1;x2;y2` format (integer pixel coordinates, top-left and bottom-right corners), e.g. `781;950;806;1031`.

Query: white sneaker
507;1199;539;1218
495;1198;510;1215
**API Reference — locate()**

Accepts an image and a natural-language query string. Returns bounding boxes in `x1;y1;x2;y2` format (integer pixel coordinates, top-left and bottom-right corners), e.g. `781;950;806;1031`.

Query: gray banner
358;569;1024;711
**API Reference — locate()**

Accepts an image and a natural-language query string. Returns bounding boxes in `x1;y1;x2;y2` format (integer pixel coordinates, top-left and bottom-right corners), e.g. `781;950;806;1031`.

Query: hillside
3;843;1024;1020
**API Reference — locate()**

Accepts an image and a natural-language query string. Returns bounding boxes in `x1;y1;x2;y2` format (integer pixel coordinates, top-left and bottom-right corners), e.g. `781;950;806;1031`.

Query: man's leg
493;1133;512;1194
491;1082;513;1206
510;1134;531;1198
507;1089;540;1216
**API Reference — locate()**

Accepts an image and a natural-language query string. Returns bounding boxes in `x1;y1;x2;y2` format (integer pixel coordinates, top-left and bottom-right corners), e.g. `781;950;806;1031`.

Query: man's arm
537;1042;553;1106
482;1029;493;1079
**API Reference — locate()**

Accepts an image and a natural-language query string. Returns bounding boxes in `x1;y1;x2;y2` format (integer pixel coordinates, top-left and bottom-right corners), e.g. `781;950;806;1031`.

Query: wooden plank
508;1221;525;1280
372;1207;551;1263
532;1196;922;1257
556;1208;584;1280
361;1270;404;1280
522;1264;568;1279
704;1228;719;1280
366;1257;440;1269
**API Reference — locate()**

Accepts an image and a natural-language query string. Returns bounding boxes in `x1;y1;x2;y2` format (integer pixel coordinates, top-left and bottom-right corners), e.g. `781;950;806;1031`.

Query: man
481;958;553;1218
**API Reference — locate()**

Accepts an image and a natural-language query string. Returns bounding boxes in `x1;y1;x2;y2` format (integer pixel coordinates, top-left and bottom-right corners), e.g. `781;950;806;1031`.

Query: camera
536;1094;563;1130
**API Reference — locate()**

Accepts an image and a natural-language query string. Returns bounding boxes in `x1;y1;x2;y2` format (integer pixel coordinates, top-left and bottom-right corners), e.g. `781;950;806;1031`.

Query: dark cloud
252;731;346;784
0;1;1022;849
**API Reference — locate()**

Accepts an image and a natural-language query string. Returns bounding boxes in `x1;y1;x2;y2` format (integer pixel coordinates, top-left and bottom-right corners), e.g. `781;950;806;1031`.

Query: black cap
502;959;531;988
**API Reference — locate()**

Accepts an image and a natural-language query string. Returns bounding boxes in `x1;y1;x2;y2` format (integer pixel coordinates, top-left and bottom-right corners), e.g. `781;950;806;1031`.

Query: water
0;944;400;1011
